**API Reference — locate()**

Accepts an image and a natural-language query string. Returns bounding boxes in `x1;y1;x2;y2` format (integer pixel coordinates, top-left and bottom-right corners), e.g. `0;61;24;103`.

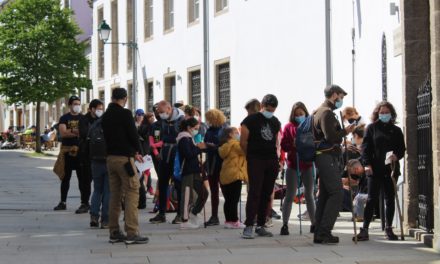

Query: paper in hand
385;151;394;165
135;155;154;174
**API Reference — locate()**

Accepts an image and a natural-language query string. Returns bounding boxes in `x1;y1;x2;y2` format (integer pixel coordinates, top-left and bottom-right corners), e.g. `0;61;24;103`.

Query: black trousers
221;180;242;222
363;174;396;228
158;159;181;215
79;160;92;205
244;158;278;227
61;153;84;203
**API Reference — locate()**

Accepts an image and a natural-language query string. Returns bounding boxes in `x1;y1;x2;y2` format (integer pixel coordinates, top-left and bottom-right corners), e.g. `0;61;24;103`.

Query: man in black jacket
101;88;148;245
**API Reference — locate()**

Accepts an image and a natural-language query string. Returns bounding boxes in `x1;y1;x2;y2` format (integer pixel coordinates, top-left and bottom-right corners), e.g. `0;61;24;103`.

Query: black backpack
88;119;107;160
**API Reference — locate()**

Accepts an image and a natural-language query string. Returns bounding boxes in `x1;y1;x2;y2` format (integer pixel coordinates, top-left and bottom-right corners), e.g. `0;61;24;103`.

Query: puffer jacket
218;139;248;185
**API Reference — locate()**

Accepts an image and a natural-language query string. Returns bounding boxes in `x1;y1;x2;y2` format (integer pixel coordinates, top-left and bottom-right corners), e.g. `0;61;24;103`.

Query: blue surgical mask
262;111;274;119
379;113;392;123
295;115;306;124
335;99;343;109
191;130;199;137
235;135;240;141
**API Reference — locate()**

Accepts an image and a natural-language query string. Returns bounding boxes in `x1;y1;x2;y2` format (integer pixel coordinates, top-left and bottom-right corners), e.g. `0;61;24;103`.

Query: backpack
88;119;107;160
173;150;185;181
295;116;316;162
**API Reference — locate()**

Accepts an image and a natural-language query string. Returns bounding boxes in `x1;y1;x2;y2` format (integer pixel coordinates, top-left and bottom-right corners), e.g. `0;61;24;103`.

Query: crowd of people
51;84;406;245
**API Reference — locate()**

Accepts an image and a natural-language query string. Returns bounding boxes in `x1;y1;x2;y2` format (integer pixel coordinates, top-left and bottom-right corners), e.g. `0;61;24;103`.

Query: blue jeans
90;160;110;223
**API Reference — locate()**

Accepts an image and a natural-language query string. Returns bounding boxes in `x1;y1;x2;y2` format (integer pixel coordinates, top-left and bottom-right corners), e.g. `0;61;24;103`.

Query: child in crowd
218;127;248;229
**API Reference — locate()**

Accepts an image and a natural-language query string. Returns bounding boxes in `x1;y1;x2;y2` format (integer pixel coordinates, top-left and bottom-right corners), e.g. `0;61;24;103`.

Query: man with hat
101;88;149;244
312;85;355;244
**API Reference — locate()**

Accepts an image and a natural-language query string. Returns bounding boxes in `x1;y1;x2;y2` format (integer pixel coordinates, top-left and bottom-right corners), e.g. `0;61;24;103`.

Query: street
0;150;438;264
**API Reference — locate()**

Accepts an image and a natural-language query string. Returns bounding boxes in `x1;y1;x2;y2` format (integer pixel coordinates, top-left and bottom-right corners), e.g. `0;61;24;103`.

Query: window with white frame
144;0;153;39
188;0;200;24
164;0;174;32
215;0;228;14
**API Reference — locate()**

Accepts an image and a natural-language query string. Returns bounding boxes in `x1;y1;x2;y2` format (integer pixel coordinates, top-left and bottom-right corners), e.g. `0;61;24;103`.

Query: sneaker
125;235;149;245
109;230;126;243
271;209;281;220
75;204;90;214
189;213;199;226
53;202;66;211
242;226;254;239
225;221;245;229
385;227;398;241
264;218;274;228
297;210;310;221
100;222;109;229
353;227;369;242
149;214;166;224
314;234;339;244
310;225;316;234
205;216;220;226
90;216;99;228
255;226;273;237
172;214;183;224
280;224;289;236
180;221;199;230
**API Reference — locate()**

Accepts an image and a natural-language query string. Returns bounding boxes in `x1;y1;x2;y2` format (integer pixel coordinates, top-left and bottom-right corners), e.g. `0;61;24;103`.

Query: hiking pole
339;111;358;244
296;154;302;235
280;167;285;211
390;160;405;240
200;153;207;228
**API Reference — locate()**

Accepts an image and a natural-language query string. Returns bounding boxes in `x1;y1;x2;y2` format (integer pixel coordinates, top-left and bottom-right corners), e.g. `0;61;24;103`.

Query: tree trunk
35;101;42;153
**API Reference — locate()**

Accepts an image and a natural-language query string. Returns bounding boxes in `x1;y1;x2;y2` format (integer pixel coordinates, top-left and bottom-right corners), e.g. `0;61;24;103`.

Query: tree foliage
0;0;91;105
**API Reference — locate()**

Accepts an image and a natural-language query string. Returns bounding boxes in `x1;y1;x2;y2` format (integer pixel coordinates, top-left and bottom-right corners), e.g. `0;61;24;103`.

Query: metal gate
416;74;434;232
218;63;231;120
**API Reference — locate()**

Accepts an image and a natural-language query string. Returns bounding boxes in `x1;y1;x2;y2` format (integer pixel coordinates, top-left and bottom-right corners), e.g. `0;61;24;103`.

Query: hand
205;142;215;148
197;142;207;149
71;128;79;136
135;154;144;163
347;144;359;153
365;165;373;176
345;123;356;134
390;154;398;162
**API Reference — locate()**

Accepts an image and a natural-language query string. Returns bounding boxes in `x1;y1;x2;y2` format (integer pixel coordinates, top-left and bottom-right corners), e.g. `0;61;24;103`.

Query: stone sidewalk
0;150;439;264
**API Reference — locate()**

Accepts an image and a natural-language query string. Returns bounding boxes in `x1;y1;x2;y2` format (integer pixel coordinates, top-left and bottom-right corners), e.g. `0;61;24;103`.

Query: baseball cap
68;95;80;105
324;85;347;98
135;109;145;116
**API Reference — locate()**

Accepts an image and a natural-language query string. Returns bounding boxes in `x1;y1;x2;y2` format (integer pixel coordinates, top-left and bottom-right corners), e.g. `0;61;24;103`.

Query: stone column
401;0;430;230
430;0;440;252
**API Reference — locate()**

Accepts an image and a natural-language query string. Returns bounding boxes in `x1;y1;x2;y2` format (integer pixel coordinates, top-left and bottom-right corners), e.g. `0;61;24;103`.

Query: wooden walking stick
390;160;405;240
340;112;358;244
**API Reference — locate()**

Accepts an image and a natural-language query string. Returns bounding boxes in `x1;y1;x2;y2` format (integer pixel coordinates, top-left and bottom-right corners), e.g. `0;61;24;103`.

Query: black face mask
348;116;361;124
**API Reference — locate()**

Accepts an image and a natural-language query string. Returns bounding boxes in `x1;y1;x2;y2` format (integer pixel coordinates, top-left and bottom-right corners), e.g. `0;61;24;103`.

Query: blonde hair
205;109;226;127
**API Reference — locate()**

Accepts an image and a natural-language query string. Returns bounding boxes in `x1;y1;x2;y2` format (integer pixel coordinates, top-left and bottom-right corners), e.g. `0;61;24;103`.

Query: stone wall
401;0;430;229
430;0;440;252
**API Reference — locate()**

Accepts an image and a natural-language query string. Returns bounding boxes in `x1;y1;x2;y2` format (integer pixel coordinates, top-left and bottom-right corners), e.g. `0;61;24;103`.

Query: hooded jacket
281;122;312;171
159;107;185;163
177;131;201;176
218;139;248;185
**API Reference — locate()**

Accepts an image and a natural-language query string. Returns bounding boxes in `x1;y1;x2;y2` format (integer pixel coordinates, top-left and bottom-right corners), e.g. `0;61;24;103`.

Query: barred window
216;62;230;120
189;70;201;110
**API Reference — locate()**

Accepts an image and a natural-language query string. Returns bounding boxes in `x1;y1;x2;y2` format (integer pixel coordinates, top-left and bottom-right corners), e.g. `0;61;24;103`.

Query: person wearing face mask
149;100;185;224
354;101;406;241
86;100;109;228
176;118;208;229
53;96;84;212
218;127;248;229
342;106;367;126
280;102;316;235
133;109;149;210
240;94;281;239
312;85;356;244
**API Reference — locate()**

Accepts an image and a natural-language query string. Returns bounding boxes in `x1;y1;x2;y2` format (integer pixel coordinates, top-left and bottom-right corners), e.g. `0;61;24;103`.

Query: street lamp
97;2;138;113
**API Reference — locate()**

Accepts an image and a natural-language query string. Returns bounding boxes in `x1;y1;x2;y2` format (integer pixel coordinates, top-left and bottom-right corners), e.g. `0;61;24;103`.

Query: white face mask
95;110;104;118
159;113;170;120
73;105;81;114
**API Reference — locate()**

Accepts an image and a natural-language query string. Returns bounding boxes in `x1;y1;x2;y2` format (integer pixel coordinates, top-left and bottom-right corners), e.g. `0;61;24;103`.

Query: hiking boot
271;209;281;220
53;202;66;211
353;228;369;242
314;234;339;244
280;224;289;236
385;227;398;241
205;216;220;226
75;204;90;214
109;230;126;243
255;226;273;237
149;214;166;224
90;216;99;228
172;214;183;224
100;222;109;229
310;225;316;234
125;235;149;245
242;226;254;239
180;221;199;230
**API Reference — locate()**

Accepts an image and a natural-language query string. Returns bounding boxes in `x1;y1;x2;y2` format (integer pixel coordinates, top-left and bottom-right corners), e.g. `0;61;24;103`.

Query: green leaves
0;0;91;105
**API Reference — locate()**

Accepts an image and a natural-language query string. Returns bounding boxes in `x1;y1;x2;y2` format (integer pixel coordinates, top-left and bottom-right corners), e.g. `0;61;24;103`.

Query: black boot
353;227;369;241
280;224;289;236
385;227;398;240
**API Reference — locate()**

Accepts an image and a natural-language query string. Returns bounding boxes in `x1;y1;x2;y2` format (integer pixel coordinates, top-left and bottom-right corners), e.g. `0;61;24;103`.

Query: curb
408;228;434;248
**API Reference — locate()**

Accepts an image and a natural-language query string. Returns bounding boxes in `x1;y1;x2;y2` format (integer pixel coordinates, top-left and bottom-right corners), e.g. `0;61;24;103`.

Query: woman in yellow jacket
218;127;248;229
